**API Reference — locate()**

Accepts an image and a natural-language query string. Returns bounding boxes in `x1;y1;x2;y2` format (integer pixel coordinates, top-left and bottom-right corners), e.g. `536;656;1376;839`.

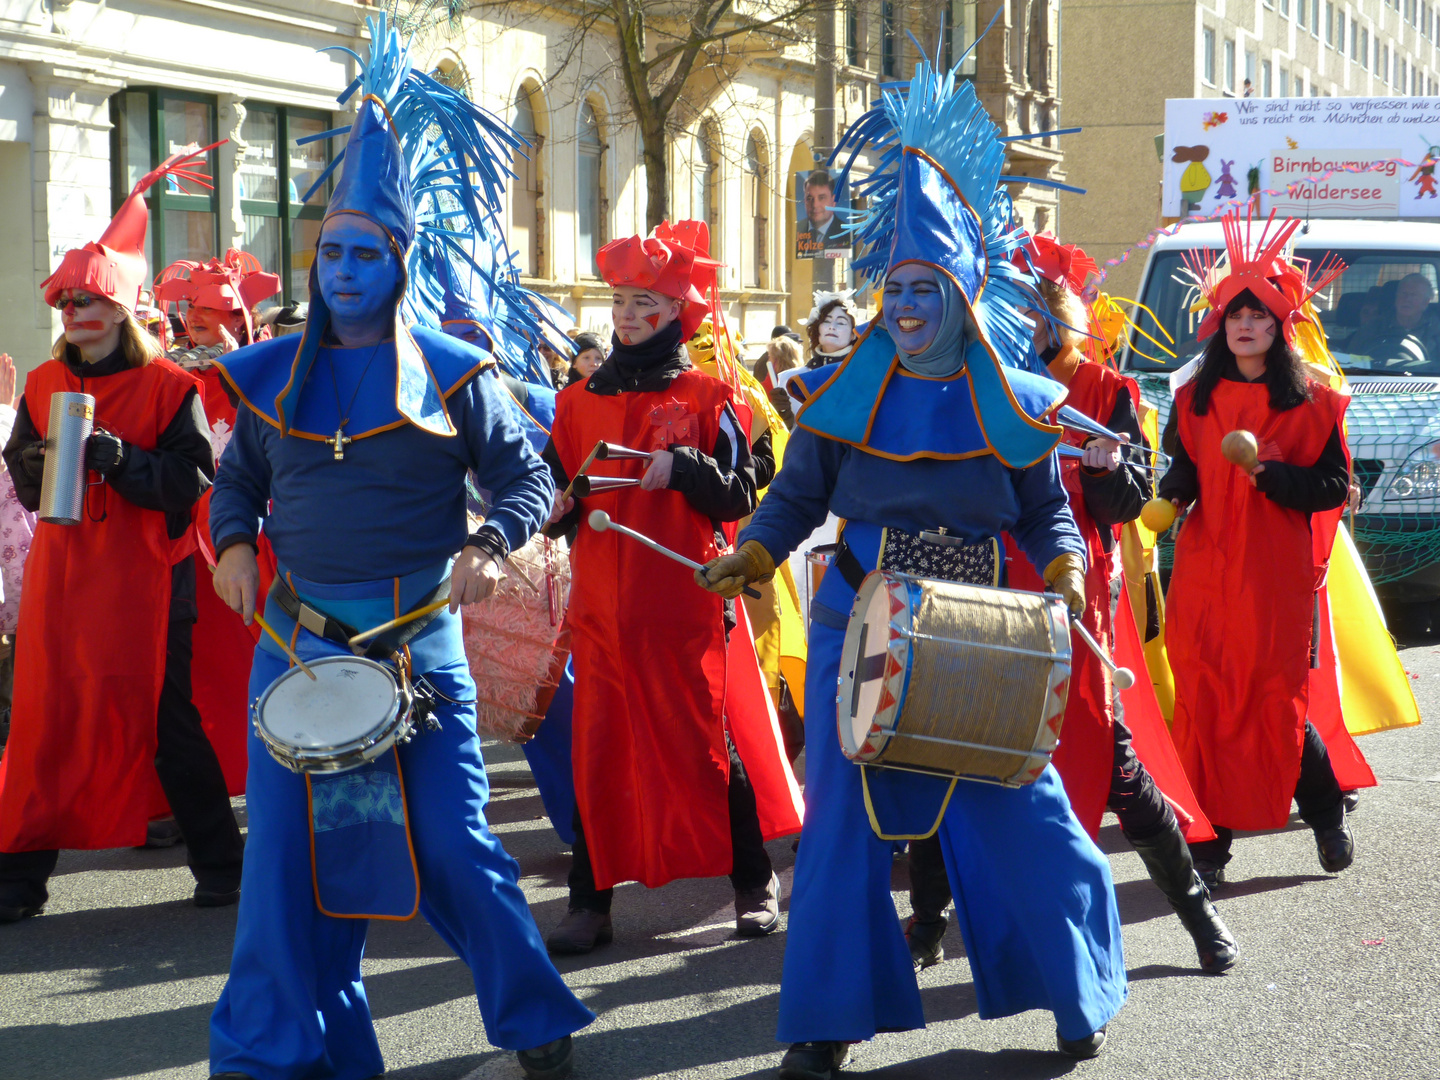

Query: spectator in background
1242;79;1254;98
762;336;804;428
567;332;608;385
0;353;30;750
1348;273;1440;367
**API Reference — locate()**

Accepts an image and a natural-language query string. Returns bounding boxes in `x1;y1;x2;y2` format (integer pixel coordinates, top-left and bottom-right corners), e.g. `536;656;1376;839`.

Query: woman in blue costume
698;57;1127;1080
205;19;592;1080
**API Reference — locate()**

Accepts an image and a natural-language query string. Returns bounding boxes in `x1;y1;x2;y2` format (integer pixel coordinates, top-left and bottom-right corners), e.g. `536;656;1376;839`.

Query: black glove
84;430;128;476
16;441;46;485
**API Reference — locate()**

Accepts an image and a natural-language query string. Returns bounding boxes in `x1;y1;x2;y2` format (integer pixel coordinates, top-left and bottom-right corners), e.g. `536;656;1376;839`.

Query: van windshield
1127;248;1440;375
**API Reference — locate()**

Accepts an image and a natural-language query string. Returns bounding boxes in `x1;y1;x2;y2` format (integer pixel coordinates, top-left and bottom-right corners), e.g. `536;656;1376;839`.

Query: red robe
1007;355;1211;839
188;365;260;796
553;370;802;890
1168;377;1375;831
0;358;201;851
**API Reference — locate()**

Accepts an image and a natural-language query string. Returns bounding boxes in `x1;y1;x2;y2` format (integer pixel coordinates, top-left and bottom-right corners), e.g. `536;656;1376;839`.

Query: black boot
1128;819;1238;974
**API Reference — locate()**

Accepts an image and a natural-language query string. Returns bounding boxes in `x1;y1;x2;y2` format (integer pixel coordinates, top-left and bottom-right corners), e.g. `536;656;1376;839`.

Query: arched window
431;56;470;98
577;101;606;275
743;132;769;289
695;123;720;236
511;85;544;278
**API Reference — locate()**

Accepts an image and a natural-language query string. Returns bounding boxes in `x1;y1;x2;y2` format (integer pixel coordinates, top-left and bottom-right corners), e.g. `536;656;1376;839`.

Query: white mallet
1069;614;1136;690
588;510;761;599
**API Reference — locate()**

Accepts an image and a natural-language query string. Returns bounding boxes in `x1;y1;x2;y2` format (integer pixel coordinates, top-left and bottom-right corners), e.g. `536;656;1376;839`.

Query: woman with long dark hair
1158;215;1376;890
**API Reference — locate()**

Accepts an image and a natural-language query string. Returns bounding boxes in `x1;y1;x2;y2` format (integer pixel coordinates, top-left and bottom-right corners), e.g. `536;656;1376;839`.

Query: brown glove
1043;552;1086;616
695;539;776;599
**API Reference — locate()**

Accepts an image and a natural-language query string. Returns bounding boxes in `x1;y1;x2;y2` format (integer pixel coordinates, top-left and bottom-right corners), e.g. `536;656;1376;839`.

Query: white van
1119;219;1440;617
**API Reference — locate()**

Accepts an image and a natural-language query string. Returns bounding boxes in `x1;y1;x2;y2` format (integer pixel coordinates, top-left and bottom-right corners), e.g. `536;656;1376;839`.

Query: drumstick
1068;615;1136;690
201;561;316;680
560;441;606;501
588;510;762;599
347;597;452;648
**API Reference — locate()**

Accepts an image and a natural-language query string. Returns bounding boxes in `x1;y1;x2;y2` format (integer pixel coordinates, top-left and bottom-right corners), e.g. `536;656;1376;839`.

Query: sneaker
517;1035;573;1080
778;1041;852;1080
1315;821;1355;873
546;908;613;955
0;901;43;924
736;872;782;937
903;914;946;970
1057;1025;1107;1058
194;883;241;908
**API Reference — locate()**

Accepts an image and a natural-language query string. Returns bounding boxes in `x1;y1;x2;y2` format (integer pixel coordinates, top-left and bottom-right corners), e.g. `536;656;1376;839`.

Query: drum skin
837;571;1071;786
254;656;407;774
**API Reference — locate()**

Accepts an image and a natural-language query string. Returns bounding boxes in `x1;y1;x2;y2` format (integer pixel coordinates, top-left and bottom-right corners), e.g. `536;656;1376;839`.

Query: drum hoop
254;656;404;757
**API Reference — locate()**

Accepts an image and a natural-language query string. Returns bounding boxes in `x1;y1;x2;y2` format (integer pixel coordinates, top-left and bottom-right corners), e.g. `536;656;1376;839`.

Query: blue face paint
317;214;403;345
883;264;946;355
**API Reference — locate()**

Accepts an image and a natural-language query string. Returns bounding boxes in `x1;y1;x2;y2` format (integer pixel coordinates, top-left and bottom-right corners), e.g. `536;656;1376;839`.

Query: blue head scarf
888;265;969;377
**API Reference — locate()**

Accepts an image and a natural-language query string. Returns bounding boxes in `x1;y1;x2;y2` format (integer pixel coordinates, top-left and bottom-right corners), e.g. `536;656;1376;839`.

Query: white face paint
816;308;855;353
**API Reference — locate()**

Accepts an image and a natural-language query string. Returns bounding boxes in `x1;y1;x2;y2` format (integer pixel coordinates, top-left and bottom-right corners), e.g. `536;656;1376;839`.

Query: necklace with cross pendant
325;341;384;462
327;429;352;461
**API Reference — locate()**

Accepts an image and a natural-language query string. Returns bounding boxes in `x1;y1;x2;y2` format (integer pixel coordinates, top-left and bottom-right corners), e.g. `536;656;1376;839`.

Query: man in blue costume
204;90;593;1080
699;59;1127;1080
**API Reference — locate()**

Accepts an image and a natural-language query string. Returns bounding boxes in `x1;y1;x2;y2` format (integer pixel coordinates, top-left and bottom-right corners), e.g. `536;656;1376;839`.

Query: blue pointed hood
279;95;453;438
888;149;986;303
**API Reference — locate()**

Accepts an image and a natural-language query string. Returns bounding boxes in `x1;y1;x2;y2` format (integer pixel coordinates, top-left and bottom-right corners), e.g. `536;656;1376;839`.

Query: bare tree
399;0;827;232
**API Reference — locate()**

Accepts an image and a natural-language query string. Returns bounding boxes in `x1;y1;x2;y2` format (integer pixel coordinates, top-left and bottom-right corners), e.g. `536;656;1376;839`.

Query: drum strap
268;575;453;660
831;541;868;593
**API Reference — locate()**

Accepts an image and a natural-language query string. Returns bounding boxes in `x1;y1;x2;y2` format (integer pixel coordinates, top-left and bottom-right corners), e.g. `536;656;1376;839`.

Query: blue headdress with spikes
794;38;1085;467
274;13;540;434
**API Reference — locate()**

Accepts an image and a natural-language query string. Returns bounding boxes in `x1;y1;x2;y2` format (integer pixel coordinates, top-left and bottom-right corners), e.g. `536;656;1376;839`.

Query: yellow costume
688;321;808;714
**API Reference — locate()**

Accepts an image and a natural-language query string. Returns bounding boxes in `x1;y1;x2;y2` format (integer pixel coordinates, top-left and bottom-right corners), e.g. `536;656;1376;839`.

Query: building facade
1;0;1065;374
1061;0;1440;299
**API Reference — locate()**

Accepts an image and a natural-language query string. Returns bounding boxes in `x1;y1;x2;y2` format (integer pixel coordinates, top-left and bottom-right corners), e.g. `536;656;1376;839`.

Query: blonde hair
53;309;163;369
767;335;803;373
1038;279;1087;350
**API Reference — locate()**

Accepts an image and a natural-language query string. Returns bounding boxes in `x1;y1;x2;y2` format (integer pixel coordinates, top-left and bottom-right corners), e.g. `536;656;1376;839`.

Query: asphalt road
3;642;1438;1080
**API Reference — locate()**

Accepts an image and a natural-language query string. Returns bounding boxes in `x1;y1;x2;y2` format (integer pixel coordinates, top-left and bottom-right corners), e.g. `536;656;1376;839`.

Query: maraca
1221;429;1260;472
1140;497;1177;533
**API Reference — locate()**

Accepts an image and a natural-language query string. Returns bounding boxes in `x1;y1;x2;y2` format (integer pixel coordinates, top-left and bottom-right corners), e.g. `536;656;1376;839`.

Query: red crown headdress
1026;232;1099;295
153;248;281;345
42;142;223;313
596;233;712;338
1185;210;1345;345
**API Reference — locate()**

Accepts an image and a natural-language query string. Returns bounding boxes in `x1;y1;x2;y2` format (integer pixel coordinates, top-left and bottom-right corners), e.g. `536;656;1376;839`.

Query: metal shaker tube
38;391;95;526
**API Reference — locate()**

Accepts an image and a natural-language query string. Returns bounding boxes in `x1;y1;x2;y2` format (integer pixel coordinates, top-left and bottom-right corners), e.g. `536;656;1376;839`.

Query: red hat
42;142;222;313
1187;210;1345;345
597;234;710;339
153;248;281;344
650;220;725;340
1025;232;1099;294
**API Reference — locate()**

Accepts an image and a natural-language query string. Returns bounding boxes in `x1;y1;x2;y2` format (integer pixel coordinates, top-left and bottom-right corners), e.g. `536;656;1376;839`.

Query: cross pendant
328;428;352;461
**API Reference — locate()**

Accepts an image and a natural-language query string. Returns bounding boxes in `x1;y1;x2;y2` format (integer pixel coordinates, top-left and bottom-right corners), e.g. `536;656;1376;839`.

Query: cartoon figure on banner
1247;164;1261;198
1172;146;1212;214
1201;111;1228;131
1409;147;1440;198
1215;160;1238;201
795;169;850;259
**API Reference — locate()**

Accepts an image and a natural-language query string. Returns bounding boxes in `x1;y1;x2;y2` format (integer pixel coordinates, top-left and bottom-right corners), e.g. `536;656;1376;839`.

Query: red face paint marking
643;313;662;329
69;321;106;331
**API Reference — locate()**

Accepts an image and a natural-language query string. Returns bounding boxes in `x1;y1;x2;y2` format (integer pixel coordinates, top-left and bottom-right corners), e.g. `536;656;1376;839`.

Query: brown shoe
546;908;613;955
736;872;782;937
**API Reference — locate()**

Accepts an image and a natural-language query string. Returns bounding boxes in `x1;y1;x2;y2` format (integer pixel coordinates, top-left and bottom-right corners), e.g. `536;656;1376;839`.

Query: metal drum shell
252;655;414;774
836;570;1072;788
38;391;94;526
805;543;838;600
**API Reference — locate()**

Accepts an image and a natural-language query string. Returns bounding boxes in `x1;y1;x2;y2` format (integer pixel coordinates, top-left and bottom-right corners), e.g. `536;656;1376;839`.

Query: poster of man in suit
796;169;850;259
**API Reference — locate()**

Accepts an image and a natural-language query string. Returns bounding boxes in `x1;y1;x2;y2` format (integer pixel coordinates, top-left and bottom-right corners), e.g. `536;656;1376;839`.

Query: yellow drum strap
860;765;959;841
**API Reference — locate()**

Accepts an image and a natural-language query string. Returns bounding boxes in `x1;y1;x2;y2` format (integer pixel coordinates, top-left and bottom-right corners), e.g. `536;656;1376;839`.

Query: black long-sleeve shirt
542;350;765;537
1078;389;1150;533
3;346;215;619
1157;377;1349;515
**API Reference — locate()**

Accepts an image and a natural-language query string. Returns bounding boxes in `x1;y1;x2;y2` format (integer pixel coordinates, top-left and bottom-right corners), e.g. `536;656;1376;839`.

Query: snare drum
253;656;415;774
837;570;1072;787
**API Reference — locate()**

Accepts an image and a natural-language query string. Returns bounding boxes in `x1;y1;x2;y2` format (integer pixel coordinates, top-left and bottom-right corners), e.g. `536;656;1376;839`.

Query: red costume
154;250;283;795
1166;211;1376;835
551;231;800;893
0;360;201;849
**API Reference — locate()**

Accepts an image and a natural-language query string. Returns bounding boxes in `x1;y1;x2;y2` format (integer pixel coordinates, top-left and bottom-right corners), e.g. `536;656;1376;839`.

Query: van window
1127;247;1440;375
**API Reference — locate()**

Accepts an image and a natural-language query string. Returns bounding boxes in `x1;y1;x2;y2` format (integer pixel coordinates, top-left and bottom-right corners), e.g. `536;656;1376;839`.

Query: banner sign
1162;96;1440;219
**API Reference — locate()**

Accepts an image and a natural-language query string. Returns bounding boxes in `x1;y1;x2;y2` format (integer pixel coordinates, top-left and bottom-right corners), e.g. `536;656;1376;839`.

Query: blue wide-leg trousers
210;648;594;1080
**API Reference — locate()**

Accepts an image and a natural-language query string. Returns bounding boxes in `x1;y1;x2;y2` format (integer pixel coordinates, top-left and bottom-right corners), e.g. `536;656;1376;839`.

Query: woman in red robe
0;150;244;920
1158;213;1375;888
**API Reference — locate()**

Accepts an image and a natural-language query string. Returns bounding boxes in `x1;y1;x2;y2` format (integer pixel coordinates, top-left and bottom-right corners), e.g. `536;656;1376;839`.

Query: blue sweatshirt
209;328;553;584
